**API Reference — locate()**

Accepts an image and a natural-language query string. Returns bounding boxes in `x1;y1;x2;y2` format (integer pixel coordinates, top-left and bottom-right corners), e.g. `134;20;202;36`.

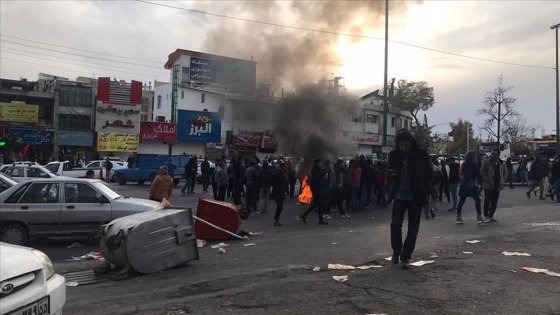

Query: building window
141;114;148;121
391;117;395;127
201;93;205;103
156;116;166;122
181;90;185;99
218;106;225;120
157;95;162;109
404;119;409;128
366;114;378;124
59;85;92;107
59;114;91;130
142;97;150;105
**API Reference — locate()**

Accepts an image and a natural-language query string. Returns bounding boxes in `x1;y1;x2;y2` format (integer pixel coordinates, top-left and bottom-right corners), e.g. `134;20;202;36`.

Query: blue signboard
58;130;94;146
10;128;53;146
177;110;221;143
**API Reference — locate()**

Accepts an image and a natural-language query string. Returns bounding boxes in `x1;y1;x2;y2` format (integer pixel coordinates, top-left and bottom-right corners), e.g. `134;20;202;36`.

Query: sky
0;0;559;138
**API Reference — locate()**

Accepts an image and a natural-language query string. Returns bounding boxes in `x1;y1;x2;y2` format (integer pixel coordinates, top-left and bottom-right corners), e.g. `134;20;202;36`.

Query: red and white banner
140;122;177;141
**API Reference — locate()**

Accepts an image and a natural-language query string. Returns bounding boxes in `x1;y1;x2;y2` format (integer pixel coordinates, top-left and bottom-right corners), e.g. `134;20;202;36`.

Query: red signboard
140;122;177;141
97;77;142;105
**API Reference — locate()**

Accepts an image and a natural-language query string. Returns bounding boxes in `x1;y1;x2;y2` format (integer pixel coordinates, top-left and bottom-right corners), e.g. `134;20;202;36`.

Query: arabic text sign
59;130;94;146
177;110;221;143
10;128;53;145
97;132;139;152
0;103;39;123
95;102;140;133
140;122;177;141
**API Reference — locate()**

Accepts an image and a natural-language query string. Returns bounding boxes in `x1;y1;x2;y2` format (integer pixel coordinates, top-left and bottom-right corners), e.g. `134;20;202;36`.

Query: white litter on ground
243;243;256;247
466;240;484;244
332;275;349;283
523;267;560;277
65;282;79;287
196;239;206;248
409;260;435;267
502;251;531;257
312;267;321;272
462;252;474;254
328;264;355;270
211;242;229;249
219;248;226;254
356;265;383;270
384;256;393;261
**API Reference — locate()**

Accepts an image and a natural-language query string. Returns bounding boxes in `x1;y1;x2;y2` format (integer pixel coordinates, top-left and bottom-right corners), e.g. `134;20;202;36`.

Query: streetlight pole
382;0;389;146
552;23;560;154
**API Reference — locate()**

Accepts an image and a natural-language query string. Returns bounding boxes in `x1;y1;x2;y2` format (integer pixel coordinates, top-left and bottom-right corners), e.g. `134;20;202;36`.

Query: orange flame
298;176;313;205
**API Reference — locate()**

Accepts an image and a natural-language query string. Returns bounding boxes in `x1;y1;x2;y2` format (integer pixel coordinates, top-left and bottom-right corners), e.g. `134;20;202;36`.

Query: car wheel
150;173;157;183
1;223;29;246
116;173;127;185
137;181;145;185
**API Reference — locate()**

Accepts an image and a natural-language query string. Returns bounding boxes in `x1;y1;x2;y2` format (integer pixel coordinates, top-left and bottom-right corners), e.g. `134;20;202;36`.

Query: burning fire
298;176;313;205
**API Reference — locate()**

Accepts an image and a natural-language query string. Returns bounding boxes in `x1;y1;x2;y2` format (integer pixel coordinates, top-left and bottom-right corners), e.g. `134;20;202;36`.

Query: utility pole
382;0;389;146
551;23;560;154
466;122;470;153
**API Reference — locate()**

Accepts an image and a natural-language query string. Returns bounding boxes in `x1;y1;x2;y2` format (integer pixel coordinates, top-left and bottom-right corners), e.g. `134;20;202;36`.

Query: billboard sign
0;103;39;123
59;130;94;146
187;56;256;93
97;132;139;152
95;102;141;133
177;110;221;143
9;128;53;145
140;122;177;141
96;77;142;105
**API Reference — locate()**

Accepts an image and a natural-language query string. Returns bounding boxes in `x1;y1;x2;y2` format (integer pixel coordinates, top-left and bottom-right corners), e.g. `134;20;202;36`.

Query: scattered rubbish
384;256;392;262
66;242;83;249
332;275;348;283
328;264;355;270
502;251;531;257
435;236;443;239
248;231;263;236
356;265;382;270
313;267;321;272
462;252;474;254
69;252;104;261
65;282;79;287
196;239;206;248
211;242;229;249
243;243;256;247
509;270;518;273
331;242;339;245
523;222;560;226
523;267;560;277
409;260;435;267
430;254;439;258
466;240;484;244
219;248;226;254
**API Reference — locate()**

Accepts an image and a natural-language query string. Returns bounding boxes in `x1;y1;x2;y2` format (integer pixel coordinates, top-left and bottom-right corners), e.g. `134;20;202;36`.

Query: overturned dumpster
100;208;198;274
195;198;241;240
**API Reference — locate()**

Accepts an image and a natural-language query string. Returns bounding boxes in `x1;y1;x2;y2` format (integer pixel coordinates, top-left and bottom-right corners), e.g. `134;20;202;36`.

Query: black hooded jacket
388;129;433;205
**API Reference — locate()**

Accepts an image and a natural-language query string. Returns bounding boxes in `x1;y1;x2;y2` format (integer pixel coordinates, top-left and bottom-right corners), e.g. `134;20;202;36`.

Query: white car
85;160;128;181
0;242;66;315
0;164;58;183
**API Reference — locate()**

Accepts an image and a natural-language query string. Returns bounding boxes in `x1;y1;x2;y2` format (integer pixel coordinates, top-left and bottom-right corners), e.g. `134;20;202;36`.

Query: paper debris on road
462;251;474;254
211;242;229;249
332;275;348;283
328;264;356;270
435;236;443;239
219;248;226;254
243;243;256;247
384;256;393;261
196;239;206;248
523;267;560;277
66;242;83;249
356;265;383;270
502;251;531;257
466;240;484;244
524;222;560;226
331;242;339;245
248;231;263;236
409;260;435;267
430;252;439;258
65;282;79;287
69;252;104;261
313;267;321;272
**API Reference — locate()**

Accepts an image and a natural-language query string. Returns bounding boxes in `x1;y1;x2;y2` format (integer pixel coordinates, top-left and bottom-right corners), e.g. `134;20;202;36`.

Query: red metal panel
130;80;142;104
195;198;240;240
97;77;110;102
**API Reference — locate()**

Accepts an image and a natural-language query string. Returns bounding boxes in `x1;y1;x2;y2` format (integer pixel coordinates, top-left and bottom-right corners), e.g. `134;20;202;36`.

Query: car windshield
45;164;59;173
91;181;124;200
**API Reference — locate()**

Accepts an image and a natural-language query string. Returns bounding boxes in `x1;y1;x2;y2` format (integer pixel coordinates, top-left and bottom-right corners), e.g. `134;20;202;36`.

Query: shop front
227;129;278;158
138;121;177;155
58;130;94;162
7;128;53;164
176;110;222;157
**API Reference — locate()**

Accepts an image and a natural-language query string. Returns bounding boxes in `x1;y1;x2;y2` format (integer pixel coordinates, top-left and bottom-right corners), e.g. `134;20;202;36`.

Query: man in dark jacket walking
258;162;273;213
388;129;433;269
447;157;461;211
201;157;211;193
300;159;328;225
527;155;546;200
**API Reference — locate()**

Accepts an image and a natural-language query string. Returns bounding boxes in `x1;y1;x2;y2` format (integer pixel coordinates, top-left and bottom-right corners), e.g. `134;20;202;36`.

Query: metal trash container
99;208;199;274
195;198;240;240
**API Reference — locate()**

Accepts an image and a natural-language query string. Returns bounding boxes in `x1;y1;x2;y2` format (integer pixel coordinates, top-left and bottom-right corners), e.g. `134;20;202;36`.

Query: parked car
0;178;161;245
84;160;128;181
113;154;188;186
45;161;103;179
0;242;66;315
0;163;58;183
0;173;17;193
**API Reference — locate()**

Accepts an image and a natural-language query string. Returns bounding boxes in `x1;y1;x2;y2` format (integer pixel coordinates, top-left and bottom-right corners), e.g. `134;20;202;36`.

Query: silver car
0;173;17;193
0;178;160;245
1;164;58;182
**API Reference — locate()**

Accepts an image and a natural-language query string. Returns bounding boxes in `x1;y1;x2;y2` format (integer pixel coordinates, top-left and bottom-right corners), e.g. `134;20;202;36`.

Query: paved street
31;182;560;315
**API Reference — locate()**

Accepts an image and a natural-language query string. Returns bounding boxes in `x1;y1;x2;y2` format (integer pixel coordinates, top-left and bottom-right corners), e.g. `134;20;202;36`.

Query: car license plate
8;296;50;315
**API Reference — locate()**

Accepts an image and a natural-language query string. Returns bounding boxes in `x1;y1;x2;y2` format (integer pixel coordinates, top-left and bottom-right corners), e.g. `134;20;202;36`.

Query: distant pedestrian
201;157;211;193
300;159;329;225
149;165;173;202
216;161;228;201
518;158;529;186
506;157;514;189
388;129;433;269
181;158;196;195
527;155;546;200
227;158;235;198
84;169;95;179
326;159;349;218
287;161;297;198
438;159;451;202
456;151;486;225
104;157;113;183
549;156;560;201
347;159;362;212
233;158;245;206
257;162;273;213
447;157;461;212
164;157;177;177
211;163;218;200
480;149;507;222
271;161;289;226
245;161;259;212
188;156;198;193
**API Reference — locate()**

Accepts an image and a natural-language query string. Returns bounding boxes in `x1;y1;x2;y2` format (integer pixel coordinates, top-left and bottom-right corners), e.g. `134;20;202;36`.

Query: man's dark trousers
391;199;423;261
483;189;500;218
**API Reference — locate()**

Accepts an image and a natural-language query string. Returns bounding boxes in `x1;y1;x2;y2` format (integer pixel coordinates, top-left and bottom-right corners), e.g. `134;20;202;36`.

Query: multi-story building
0;78;55;164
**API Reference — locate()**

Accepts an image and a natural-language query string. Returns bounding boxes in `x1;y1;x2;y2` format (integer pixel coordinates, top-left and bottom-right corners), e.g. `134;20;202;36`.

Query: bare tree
476;75;520;149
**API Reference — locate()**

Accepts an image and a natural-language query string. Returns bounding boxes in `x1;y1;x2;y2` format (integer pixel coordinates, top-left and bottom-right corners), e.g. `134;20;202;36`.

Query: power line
1;46;167;77
0;34;161;64
0;50;168;79
135;0;555;70
0;39;164;69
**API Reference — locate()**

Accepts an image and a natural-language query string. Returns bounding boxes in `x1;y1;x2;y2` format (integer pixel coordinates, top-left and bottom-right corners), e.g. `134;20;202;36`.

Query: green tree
391;80;435;150
447;119;478;155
